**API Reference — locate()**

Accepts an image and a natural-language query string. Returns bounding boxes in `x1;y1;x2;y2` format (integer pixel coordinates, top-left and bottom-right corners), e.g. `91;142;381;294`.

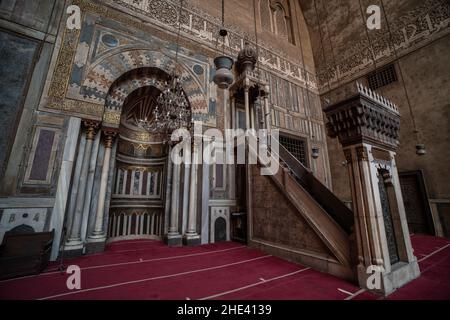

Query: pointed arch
260;0;295;45
274;3;288;39
260;0;273;33
81;49;208;127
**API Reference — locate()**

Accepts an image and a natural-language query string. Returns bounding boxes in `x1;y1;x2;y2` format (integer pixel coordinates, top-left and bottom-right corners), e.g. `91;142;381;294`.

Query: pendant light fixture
213;0;235;89
137;0;191;136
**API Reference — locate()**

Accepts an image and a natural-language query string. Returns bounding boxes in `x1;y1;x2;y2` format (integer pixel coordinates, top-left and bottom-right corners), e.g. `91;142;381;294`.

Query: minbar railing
272;140;354;235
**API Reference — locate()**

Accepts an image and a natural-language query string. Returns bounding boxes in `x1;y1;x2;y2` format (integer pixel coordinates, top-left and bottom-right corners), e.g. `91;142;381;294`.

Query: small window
367;64;398;90
259;0;295;45
279;135;308;167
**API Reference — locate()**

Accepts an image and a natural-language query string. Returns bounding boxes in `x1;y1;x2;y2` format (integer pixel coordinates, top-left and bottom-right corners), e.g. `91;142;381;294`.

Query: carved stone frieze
317;0;450;90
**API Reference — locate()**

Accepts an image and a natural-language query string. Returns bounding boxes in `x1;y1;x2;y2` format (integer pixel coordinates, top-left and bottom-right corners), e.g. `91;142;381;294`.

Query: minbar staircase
248;141;356;280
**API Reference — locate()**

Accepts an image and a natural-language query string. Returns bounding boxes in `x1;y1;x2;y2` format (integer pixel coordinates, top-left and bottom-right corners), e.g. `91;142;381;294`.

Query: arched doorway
77;51;207;248
106;68;185;242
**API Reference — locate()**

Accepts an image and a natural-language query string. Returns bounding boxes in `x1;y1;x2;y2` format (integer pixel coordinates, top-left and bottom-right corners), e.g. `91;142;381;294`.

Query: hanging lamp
213;0;234;89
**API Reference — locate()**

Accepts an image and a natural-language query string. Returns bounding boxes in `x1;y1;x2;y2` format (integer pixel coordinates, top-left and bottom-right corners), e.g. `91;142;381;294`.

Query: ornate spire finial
237;41;258;74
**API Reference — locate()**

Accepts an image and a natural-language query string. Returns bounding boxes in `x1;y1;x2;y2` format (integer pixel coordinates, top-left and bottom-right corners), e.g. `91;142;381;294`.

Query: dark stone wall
0;31;39;178
0;0;65;195
0;0;58;33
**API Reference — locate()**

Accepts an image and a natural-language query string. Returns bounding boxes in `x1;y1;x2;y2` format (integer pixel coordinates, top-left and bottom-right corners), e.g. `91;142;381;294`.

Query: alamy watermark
66;5;81;30
66;265;81;290
366;265;384;290
66;4;382;31
169;122;280;176
367;5;382;30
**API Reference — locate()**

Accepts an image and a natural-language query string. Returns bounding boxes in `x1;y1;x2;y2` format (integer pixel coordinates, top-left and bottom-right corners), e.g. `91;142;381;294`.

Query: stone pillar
87;130;116;250
229;95;236;200
244;81;251;130
163;145;173;234
231;95;236;129
65;121;98;255
166;149;182;246
325;83;419;296
223;89;230;131
50;117;81;260
263;85;271;134
184;140;201;246
182;162;191;234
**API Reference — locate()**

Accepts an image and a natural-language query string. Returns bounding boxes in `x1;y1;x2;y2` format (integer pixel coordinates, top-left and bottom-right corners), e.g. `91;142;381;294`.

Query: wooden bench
0;229;54;280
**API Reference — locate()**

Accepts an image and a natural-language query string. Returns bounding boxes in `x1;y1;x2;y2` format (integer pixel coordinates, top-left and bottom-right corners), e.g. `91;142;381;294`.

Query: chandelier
137;0;192;137
137;75;191;134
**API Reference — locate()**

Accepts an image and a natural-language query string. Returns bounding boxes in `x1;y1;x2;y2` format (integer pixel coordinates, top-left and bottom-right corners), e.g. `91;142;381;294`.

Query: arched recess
81;49;208;127
259;0;295;45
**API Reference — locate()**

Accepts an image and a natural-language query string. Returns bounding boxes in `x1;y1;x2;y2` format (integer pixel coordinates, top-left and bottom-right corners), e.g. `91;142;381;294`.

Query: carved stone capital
103;131;117;149
84;120;100;140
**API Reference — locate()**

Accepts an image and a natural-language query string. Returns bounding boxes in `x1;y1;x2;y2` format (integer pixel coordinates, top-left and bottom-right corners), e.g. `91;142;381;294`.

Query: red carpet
0;235;449;300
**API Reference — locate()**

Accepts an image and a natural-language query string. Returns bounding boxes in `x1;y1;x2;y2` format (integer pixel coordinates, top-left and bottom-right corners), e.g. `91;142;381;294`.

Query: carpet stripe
337;288;353;296
38;255;271;300
345;288;366;300
418;243;450;262
199;268;311;300
0;246;246;283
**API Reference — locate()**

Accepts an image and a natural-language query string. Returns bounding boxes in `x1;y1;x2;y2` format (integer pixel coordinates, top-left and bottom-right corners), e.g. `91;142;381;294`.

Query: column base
87;232;107;242
164;233;182;247
357;260;420;296
85;239;106;254
63;241;84;259
183;233;201;246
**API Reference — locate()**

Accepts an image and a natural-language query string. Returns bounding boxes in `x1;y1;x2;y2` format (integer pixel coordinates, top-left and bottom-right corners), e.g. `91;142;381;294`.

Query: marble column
229;96;236;200
223;89;229;132
163;145;173;234
184;140;201;246
50;117;81;260
263;86;272;134
169;163;181;234
165;144;182;246
231;96;236;129
65;121;98;253
88;131;116;245
182;162;191;234
244;84;251;130
251;103;256;130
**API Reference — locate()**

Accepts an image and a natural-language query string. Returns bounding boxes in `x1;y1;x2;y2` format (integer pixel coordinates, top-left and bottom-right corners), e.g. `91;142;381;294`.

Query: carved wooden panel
399;171;434;235
378;178;400;265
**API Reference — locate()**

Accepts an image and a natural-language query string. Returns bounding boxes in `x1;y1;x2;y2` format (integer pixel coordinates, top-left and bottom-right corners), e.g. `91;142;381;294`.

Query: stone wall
0;0;67;250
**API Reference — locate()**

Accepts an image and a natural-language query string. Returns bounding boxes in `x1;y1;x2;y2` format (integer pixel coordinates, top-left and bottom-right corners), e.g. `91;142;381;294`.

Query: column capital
103;131;117;149
84;120;100;140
